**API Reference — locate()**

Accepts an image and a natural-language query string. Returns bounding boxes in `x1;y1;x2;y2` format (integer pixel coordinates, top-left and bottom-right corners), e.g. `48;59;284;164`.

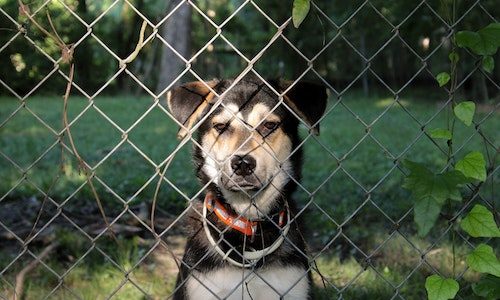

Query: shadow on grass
0;229;485;300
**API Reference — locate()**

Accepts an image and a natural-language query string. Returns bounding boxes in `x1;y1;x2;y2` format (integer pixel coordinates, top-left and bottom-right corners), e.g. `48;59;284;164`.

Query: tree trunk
74;0;92;91
475;73;489;103
156;0;192;94
359;33;369;97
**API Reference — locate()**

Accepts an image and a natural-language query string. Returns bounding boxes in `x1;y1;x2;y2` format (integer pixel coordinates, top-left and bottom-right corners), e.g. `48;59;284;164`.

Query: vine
291;1;500;299
404;22;500;300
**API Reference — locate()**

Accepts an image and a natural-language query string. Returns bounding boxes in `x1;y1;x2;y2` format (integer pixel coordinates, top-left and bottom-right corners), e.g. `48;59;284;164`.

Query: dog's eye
263;121;278;130
213;123;228;133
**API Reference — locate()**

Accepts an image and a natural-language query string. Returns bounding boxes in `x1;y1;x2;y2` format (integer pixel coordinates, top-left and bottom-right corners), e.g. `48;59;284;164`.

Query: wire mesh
0;0;498;299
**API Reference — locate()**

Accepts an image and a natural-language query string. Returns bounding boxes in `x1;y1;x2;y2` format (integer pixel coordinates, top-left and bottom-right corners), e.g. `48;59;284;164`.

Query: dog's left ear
166;80;219;139
272;80;328;135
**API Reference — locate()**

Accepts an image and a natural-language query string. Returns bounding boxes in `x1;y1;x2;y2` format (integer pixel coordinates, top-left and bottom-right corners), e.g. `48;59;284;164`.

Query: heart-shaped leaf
478;23;500;49
454;101;475;126
425;275;459;300
482;56;494;73
456;23;500;56
436;72;451;87
455;151;486;182
467;244;500;277
461;204;500;238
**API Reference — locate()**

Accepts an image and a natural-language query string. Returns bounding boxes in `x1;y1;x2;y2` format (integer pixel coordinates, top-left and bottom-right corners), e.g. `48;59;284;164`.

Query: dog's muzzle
223;154;262;191
231;155;256;176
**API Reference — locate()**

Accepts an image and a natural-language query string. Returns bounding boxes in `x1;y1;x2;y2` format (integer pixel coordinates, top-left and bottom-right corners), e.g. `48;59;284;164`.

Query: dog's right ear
166;80;219;139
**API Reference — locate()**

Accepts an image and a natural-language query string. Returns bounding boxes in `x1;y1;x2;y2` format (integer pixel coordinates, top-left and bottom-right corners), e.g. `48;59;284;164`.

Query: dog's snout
230;155;256;176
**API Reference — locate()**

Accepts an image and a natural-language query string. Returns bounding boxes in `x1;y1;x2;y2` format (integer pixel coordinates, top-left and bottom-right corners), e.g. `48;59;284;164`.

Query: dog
167;74;327;300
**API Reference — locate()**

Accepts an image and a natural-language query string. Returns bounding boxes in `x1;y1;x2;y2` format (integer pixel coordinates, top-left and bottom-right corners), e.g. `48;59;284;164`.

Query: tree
156;0;192;94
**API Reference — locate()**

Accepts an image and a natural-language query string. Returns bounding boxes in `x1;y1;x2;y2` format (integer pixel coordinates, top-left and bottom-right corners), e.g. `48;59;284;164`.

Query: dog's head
167;75;327;217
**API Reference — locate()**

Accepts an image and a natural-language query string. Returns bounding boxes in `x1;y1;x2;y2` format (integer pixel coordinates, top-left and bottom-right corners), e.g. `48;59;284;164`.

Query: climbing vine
404;22;500;300
290;2;499;299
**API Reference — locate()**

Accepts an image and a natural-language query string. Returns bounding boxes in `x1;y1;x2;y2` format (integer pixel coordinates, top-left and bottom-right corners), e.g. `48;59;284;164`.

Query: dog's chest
186;265;309;300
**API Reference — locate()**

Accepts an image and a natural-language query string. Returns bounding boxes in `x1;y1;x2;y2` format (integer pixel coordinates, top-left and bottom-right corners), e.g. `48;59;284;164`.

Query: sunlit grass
374;97;410;108
0;231;484;299
0;92;498;299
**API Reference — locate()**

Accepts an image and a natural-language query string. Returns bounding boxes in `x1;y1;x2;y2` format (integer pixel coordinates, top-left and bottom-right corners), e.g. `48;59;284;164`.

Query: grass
0;231;486;299
0;91;498;299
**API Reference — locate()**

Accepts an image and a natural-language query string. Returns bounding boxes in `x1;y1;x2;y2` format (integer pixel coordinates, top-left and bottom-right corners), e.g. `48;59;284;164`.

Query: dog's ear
272;80;328;135
166;80;219;139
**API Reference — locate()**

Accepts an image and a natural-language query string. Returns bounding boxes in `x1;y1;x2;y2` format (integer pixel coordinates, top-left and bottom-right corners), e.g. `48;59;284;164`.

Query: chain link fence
0;0;498;299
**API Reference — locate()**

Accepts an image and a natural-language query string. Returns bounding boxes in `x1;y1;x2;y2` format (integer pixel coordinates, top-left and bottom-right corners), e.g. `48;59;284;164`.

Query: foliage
411;21;500;300
2;1;499;97
292;0;310;28
472;275;500;300
453;101;476;127
428;128;452;140
436;72;450;87
425;275;459;300
466;244;500;277
455;151;486;182
403;161;467;236
456;23;500;56
460;205;500;238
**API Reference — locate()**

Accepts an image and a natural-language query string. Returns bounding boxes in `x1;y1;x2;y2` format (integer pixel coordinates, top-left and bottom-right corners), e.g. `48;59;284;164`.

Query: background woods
1;0;499;98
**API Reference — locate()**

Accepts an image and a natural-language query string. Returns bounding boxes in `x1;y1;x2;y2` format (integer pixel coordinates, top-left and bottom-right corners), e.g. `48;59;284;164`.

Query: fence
0;0;498;299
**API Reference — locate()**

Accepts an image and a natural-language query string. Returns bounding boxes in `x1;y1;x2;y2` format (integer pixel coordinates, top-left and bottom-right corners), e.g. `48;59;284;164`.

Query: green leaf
467;244;500;277
429;128;452;140
472;275;500;300
448;52;459;64
455;151;486;182
461;205;500;238
478;23;500;48
414;196;443;237
403;161;467;236
454;101;475;126
456;31;481;51
404;161;467;203
440;171;468;201
292;0;310;28
482;56;494;73
425;275;459;300
436;72;451;87
456;23;500;55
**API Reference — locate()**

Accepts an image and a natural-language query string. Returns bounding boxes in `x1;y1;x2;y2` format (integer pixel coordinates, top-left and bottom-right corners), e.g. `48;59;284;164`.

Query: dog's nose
230;155;256;176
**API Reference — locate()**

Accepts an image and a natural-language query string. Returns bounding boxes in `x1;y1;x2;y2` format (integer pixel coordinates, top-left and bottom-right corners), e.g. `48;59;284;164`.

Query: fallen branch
13;242;59;300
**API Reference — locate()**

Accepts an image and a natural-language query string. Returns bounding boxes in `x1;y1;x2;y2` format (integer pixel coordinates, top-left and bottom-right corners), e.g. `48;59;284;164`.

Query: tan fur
201;103;293;218
167;81;218;139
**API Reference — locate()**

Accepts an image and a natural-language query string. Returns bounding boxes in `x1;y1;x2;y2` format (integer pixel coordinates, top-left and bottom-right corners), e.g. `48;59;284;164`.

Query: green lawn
0;92;498;299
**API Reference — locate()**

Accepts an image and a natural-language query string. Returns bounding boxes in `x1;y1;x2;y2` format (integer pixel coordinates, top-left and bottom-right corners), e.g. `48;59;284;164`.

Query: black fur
168;75;327;299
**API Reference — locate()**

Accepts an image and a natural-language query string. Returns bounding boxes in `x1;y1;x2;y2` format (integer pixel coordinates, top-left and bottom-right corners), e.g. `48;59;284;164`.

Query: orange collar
204;192;286;237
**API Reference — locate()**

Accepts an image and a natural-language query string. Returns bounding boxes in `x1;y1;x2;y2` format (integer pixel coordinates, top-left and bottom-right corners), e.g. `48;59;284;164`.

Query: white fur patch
202;154;220;185
186;265;309;300
222;160;292;219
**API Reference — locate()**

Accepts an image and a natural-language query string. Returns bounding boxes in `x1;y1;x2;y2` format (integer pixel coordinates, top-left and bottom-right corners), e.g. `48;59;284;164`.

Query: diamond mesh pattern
0;1;498;299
